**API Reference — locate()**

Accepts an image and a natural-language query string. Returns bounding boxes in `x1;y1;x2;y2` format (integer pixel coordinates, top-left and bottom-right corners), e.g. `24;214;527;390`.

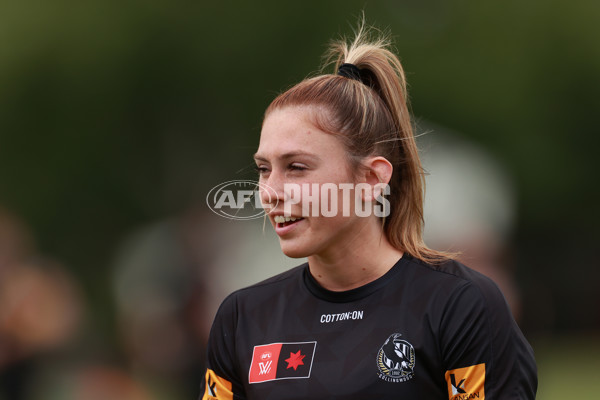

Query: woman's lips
272;216;305;236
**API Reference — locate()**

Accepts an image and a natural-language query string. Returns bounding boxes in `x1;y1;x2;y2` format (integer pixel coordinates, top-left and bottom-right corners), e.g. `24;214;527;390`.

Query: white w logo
259;361;272;375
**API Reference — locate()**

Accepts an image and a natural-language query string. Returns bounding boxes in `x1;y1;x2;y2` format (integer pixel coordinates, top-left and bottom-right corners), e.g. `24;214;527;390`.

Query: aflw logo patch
248;341;317;384
445;363;486;399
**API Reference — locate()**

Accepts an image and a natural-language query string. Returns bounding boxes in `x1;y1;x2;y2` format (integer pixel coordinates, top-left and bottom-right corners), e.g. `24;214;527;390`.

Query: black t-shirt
199;254;537;399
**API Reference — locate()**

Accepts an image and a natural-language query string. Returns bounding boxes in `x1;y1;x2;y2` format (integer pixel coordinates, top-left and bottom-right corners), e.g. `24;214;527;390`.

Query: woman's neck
307;221;403;292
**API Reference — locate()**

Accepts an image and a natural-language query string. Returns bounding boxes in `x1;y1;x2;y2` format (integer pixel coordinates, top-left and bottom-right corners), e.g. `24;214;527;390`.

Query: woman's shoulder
248;262;307;289
403;254;506;304
406;255;537;398
222;263;307;303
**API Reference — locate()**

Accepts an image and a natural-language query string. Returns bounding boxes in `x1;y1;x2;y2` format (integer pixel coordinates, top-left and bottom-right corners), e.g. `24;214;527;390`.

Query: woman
199;24;537;399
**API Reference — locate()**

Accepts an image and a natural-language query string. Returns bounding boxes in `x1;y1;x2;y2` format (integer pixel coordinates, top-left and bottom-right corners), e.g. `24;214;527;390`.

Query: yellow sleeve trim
202;369;233;400
445;363;485;399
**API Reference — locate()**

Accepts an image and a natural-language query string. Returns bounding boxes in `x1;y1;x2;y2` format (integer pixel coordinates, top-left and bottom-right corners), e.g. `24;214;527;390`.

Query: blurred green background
0;0;599;399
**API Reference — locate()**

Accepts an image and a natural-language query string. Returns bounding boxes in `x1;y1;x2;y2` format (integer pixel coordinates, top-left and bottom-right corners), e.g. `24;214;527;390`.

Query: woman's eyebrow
253;151;320;163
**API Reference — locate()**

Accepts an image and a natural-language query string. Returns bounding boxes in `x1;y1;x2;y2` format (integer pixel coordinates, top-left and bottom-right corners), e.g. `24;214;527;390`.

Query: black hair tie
338;63;363;82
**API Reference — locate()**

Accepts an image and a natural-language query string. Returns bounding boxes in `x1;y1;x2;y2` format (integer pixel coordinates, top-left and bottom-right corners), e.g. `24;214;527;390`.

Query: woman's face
255;106;370;259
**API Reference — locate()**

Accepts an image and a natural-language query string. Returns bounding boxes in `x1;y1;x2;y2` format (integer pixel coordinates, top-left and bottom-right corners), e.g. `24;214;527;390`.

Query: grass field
534;334;600;399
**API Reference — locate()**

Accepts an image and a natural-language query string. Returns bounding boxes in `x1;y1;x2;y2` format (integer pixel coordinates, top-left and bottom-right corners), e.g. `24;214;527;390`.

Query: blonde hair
264;22;453;264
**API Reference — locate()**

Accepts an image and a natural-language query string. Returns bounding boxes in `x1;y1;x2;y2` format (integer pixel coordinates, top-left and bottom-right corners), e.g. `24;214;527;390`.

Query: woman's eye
255;165;270;174
288;163;307;171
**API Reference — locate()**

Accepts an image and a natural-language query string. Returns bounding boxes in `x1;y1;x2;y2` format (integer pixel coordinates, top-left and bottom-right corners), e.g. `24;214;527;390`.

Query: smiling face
254;106;370;259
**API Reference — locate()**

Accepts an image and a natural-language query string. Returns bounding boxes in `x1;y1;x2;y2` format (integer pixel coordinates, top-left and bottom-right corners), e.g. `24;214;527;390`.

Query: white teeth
274;216;301;224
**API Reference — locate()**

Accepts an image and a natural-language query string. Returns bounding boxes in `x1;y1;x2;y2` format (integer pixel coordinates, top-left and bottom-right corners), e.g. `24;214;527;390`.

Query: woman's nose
259;172;286;211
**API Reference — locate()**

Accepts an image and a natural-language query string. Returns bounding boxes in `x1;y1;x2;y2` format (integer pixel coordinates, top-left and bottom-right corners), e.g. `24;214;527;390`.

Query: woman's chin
278;242;311;259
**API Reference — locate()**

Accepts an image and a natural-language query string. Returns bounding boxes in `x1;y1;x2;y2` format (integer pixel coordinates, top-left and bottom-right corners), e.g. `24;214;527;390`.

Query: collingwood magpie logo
376;333;415;383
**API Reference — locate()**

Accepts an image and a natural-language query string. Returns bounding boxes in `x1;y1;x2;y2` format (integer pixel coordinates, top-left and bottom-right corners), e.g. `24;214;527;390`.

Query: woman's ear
360;156;393;201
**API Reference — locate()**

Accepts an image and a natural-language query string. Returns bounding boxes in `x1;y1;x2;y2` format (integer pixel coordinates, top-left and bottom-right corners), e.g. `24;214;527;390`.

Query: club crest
376;333;415;383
